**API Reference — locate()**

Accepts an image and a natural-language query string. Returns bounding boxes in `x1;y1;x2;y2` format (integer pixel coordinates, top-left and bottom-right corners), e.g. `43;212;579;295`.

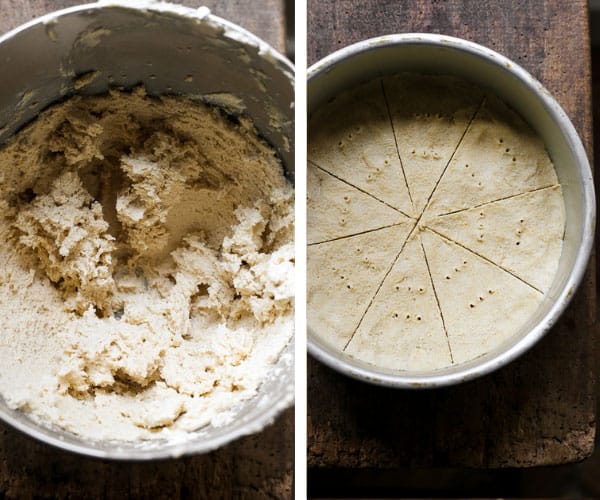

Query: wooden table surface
0;2;292;499
308;0;596;469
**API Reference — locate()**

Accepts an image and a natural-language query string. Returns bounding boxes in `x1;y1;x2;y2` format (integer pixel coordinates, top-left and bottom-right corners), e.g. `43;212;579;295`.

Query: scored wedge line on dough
308;79;415;216
307;163;413;244
308;160;413;220
422;225;544;294
307;222;414;246
308;221;416;352
420;237;454;364
435;183;559;217
420;228;544;365
425;94;559;217
416;96;486;221
380;78;414;208
342;221;418;351
384;75;485;216
425;184;565;292
344;230;453;370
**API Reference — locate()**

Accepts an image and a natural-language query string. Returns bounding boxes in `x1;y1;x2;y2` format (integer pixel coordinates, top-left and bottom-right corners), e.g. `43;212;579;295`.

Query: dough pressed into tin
308;74;565;371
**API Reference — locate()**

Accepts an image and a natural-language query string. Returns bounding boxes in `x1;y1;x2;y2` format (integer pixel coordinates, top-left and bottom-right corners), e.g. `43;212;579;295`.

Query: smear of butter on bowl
200;93;246;115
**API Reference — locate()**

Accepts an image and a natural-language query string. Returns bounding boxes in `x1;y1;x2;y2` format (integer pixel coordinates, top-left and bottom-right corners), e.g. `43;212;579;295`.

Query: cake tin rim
307;33;595;389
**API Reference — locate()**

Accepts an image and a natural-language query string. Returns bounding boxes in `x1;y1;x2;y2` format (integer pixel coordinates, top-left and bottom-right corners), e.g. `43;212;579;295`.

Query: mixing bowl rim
0;0;295;460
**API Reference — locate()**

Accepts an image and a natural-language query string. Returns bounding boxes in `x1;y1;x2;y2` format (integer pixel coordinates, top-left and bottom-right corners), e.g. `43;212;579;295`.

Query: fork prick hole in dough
425;225;544;294
435;184;558;218
420;239;454;364
380;78;414;209
308;160;412;219
342;221;418;351
417;96;486;220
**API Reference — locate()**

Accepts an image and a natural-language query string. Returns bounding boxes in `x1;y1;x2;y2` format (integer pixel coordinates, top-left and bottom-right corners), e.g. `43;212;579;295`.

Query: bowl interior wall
0;4;294;458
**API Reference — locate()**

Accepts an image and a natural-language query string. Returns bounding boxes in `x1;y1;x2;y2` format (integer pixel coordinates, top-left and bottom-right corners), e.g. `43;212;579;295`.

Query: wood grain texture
0;1;292;499
1;408;293;499
308;0;596;468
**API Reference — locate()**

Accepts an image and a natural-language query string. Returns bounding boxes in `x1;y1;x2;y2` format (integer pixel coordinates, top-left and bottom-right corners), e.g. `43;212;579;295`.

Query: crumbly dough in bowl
0;88;294;441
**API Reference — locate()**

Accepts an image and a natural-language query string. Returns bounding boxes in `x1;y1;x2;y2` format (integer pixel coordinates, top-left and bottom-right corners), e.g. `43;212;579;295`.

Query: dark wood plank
0;407;293;499
0;1;292;499
308;0;596;468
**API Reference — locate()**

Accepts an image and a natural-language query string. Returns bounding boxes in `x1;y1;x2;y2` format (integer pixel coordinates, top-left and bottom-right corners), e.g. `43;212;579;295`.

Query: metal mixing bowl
0;1;294;459
307;33;595;388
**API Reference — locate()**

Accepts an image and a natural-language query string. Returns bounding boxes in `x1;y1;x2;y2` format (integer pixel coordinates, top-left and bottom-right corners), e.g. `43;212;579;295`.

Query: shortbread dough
0;88;294;440
308;75;564;371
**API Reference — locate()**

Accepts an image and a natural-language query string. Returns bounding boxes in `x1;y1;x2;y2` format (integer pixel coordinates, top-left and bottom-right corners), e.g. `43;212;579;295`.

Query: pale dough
0;88;294;441
420;229;542;364
346;230;452;371
308;75;565;371
423;185;565;292
383;74;484;215
308;222;414;351
308;79;414;217
307;164;406;244
426;94;558;215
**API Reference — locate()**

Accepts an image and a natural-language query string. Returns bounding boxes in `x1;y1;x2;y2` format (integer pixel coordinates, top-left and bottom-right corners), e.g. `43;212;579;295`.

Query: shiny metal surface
0;2;294;459
307;33;595;388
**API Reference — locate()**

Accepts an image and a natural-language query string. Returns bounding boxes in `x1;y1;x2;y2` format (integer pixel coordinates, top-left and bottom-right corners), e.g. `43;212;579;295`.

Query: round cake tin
307;33;595;388
0;1;294;459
